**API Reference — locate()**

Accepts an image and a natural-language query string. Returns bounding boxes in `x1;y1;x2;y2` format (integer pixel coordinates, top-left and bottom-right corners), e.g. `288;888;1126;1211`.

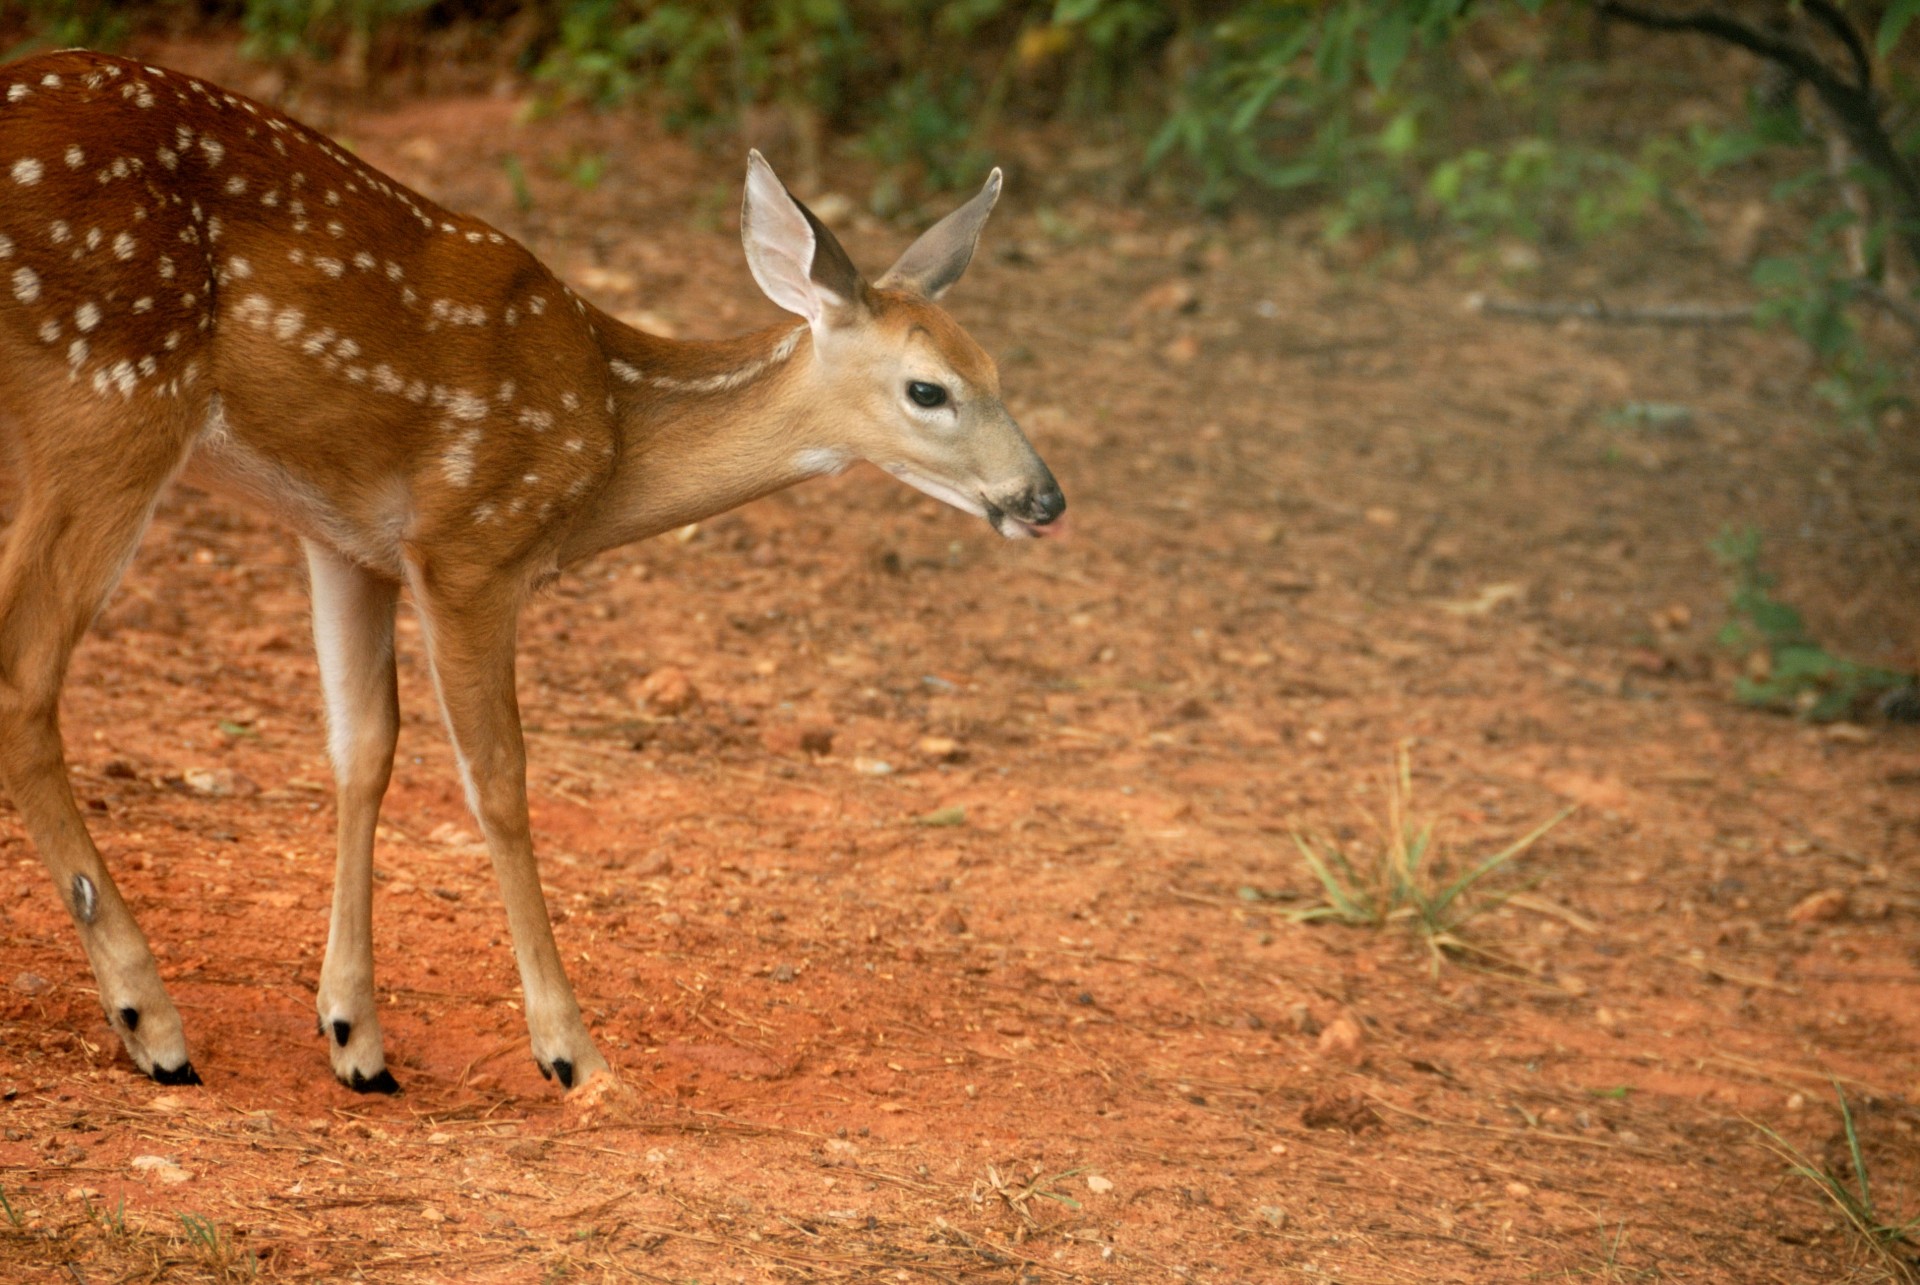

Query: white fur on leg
307;541;402;1091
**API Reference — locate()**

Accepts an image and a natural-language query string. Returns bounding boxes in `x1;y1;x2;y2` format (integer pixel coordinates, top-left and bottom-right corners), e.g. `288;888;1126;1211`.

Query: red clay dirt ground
3;35;1920;1285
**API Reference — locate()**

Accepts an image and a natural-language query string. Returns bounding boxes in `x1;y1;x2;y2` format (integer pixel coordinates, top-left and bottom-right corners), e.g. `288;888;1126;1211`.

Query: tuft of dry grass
1754;1087;1919;1285
1287;743;1572;974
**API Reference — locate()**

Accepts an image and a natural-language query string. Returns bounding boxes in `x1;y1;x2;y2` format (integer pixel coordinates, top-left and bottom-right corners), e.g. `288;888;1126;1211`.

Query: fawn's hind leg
305;540;403;1093
0;399;198;1083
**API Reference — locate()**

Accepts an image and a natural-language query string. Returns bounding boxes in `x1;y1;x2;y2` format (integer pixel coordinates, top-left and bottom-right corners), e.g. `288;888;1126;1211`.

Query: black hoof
152;1061;202;1087
118;1007;140;1032
345;1067;400;1095
332;1019;352;1048
552;1058;575;1090
536;1059;553;1082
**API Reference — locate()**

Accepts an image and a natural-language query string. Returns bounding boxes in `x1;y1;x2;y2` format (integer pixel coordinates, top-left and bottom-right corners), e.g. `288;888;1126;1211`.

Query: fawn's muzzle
985;476;1067;539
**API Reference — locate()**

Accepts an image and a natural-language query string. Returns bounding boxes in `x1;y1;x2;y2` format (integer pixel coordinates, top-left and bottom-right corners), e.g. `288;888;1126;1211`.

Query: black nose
1032;483;1066;524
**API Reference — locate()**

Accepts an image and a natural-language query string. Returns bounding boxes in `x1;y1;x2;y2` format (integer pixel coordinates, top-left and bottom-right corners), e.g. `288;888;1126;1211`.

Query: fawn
0;50;1062;1092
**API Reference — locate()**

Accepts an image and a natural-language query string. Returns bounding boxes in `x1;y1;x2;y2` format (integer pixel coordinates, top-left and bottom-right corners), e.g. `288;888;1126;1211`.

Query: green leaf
1365;7;1415;91
916;805;966;827
1878;0;1920;57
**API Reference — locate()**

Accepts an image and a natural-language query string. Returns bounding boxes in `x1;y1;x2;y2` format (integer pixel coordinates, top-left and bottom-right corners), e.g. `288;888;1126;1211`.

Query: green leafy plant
241;0;436;64
1287;744;1571;974
180;1212;259;1281
1713;528;1914;721
1754;1085;1919;1284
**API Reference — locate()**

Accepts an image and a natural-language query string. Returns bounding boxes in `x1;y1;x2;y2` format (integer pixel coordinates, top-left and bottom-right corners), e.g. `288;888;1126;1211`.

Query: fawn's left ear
876;168;1002;300
740;150;867;330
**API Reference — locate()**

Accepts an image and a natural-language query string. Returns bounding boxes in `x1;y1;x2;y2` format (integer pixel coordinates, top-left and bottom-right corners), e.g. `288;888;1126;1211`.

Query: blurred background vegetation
5;0;1915;435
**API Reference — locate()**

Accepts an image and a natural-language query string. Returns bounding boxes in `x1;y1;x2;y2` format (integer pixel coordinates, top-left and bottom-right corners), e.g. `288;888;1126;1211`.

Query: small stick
1467;294;1755;326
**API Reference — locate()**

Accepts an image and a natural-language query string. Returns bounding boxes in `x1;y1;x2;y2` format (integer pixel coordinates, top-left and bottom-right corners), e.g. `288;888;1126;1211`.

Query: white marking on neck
791;448;852;478
647;327;804;395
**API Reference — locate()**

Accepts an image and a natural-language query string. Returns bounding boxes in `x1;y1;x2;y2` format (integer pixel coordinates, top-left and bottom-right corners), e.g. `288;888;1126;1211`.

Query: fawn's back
0;50;616;574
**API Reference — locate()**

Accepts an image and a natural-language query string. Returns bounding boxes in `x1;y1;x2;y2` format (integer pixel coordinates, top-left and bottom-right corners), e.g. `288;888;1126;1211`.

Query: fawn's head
741;152;1065;538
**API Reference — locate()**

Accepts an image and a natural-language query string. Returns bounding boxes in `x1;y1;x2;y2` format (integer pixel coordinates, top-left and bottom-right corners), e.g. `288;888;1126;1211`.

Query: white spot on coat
442;427;483;487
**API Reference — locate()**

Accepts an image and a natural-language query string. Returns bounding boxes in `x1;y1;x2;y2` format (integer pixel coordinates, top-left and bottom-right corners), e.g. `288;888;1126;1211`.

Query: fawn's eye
907;380;949;409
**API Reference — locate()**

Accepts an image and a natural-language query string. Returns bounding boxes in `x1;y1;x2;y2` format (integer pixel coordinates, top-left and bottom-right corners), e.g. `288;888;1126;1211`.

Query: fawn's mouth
881;464;1066;540
984;500;1064;540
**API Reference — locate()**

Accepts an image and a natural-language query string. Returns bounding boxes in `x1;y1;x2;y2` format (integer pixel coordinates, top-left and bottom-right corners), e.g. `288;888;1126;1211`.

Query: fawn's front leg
306;541;403;1092
403;557;609;1091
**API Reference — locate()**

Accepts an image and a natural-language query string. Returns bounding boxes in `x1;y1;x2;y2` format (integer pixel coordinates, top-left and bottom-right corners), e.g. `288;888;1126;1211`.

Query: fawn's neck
559;317;840;565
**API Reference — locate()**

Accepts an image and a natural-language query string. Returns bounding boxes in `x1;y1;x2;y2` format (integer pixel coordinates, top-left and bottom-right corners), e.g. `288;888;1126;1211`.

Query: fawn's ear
741;150;866;328
876;168;1002;300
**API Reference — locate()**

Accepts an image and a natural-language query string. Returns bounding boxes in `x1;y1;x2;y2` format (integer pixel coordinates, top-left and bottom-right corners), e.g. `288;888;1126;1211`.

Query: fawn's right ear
741;151;867;330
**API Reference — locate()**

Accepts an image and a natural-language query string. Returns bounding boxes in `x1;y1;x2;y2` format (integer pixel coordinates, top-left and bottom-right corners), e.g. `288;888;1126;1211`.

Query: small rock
1300;1091;1380;1133
1161;335;1200;364
421;1204;446;1224
763;724;835;756
915;735;961;761
1315;1015;1366;1066
809;192;857;227
936;907;968;935
1085;1174;1114;1194
1132;278;1200;317
182;767;258;797
852;757;893;776
639;666;699;715
576;266;637;294
760;724;806;756
11;972;52;996
131;1154;190;1184
1287;1003;1321;1036
1786;1092;1806;1111
771;963;797;983
615;309;680;339
1787;888;1849;925
1505;1181;1532;1199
